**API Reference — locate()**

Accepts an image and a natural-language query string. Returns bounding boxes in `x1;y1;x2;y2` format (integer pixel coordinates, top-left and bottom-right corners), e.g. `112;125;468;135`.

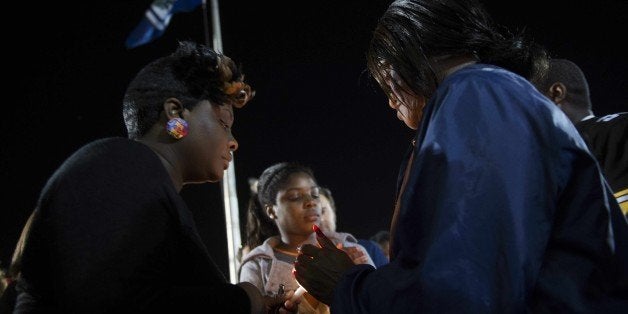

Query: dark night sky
1;0;626;274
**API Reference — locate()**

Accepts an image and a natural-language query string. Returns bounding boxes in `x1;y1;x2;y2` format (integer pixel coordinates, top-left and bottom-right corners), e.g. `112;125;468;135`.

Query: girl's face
272;172;321;237
384;69;426;130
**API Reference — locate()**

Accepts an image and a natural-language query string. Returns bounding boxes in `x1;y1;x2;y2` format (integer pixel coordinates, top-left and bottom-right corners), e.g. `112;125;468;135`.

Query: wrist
236;281;265;314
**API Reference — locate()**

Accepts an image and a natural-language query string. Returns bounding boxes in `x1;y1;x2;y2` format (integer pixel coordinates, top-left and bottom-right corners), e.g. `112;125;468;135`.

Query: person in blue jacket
293;0;628;313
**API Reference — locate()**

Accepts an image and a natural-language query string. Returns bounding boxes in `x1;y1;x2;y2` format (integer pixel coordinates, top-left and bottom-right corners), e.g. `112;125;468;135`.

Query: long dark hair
367;0;548;103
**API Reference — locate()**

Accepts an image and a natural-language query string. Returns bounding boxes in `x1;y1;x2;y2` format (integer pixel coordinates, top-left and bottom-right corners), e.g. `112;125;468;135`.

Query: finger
280;302;298;314
313;224;335;248
282;302;297;313
298;243;319;257
354;256;369;264
293;261;311;284
336;242;343;249
352;250;365;258
295;253;313;268
281;290;299;312
281;300;300;314
347;251;360;260
283;290;295;300
343;247;362;258
292;266;309;291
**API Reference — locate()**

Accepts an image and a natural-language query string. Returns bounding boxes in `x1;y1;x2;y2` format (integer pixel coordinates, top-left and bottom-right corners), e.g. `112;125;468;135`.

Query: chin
405;114;423;130
404;120;419;130
206;171;224;183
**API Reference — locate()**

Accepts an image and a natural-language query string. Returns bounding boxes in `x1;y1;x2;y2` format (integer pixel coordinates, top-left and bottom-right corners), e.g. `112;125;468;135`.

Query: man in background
534;58;627;216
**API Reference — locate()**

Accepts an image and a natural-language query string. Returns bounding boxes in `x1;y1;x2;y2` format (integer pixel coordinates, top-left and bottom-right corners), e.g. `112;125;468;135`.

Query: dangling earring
166;117;189;139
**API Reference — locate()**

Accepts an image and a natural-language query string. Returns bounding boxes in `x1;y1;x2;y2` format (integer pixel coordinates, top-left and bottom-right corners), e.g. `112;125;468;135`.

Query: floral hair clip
224;81;244;95
223;81;255;108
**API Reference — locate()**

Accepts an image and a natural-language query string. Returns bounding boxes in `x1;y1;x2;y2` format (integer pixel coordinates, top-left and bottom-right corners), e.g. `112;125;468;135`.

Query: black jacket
14;137;250;313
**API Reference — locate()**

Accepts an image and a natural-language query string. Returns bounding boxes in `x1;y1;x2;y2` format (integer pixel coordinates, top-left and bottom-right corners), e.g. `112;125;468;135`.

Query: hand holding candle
292;224;357;305
289;285;307;303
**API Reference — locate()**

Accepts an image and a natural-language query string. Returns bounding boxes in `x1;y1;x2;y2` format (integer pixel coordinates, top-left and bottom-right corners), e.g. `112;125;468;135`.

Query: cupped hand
293;225;355;305
264;289;300;313
337;243;370;265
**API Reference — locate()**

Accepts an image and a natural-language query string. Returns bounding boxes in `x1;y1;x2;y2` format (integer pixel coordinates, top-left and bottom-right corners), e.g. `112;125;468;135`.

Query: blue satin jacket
331;65;628;313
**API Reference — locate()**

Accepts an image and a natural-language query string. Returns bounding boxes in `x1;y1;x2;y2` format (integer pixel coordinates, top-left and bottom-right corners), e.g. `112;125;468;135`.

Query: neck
431;54;478;83
277;233;316;253
275;242;300;254
138;139;183;192
561;104;594;124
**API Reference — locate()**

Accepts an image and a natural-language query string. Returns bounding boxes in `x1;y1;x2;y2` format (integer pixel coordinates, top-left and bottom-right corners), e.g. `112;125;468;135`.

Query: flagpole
201;0;210;46
205;0;241;284
210;0;223;53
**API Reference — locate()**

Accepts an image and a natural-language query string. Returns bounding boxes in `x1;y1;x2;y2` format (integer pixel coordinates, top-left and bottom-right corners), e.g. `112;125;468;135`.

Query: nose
388;97;399;110
228;134;238;152
304;195;320;209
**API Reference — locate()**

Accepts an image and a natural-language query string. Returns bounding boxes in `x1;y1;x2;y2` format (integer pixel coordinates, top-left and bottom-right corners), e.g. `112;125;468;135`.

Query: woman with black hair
12;41;295;313
293;0;628;312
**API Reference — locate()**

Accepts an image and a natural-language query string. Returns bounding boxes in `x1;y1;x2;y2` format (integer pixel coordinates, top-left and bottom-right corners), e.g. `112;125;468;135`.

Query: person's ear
163;98;189;140
265;204;276;219
163;98;184;120
548;82;567;105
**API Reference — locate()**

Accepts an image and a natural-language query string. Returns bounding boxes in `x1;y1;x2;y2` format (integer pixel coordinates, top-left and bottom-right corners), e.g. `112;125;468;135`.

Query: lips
223;153;232;162
305;213;320;222
222;155;232;169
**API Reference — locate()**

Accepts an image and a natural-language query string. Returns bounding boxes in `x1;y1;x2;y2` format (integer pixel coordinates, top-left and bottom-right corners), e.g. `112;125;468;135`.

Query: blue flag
126;0;203;49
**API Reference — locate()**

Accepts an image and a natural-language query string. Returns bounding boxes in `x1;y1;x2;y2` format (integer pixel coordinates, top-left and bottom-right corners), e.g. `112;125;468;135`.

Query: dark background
1;0;626;276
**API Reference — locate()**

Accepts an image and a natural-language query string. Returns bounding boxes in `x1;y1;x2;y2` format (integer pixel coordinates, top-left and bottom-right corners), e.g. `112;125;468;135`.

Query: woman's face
384;69;426;130
273;173;321;237
182;101;238;183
